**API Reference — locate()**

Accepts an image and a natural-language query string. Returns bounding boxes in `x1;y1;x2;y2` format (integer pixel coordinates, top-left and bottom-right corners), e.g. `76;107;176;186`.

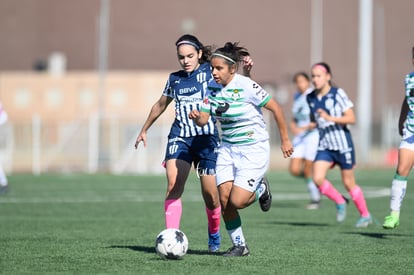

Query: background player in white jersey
135;35;253;252
189;42;293;256
307;62;372;228
0;102;8;194
383;46;414;229
289;72;321;209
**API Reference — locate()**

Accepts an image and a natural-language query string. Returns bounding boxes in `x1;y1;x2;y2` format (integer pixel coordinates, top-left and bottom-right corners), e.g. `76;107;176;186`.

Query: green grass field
1;169;413;274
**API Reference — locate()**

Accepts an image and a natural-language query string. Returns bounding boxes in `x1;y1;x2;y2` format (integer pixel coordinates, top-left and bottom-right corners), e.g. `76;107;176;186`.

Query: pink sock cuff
164;198;182;210
349;185;362;197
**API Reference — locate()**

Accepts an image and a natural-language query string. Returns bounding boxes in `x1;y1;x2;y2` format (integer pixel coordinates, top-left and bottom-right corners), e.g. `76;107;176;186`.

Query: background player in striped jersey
189;42;293;256
383;46;414;229
289;72;321;209
307;62;372;228
135;35;253;252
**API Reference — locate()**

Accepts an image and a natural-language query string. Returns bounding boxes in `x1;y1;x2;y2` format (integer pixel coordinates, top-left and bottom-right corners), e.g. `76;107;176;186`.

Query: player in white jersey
289;72;321;209
383;46;414;229
189;42;293;256
307;62;372;228
135;35;253;252
0;102;8;194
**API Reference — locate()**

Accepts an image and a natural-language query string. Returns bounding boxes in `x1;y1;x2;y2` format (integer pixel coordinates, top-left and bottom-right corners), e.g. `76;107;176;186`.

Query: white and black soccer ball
155;228;188;260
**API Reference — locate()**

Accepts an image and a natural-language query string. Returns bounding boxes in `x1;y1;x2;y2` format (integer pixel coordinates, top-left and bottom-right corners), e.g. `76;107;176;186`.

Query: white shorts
216;140;269;192
399;140;414;151
400;130;414;151
291;130;319;161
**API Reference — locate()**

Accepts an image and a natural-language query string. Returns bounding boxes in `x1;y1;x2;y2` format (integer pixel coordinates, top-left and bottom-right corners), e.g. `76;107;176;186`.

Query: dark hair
175;34;212;64
212;42;249;68
312;62;334;86
292;71;310;83
312;62;332;75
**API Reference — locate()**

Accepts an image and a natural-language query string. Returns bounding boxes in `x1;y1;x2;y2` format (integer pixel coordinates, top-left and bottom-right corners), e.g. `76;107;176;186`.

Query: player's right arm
135;95;173;149
188;110;210;127
398;97;409;136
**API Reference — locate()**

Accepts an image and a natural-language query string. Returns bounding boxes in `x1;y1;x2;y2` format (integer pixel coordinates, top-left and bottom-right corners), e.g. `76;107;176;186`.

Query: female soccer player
134;35;253;252
189;42;293;256
307;62;372;228
289;72;321;209
383;46;414;229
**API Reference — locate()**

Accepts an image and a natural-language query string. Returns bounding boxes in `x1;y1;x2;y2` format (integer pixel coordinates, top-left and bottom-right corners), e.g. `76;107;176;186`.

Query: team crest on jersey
228;88;242;100
203;97;209;104
197;72;207;83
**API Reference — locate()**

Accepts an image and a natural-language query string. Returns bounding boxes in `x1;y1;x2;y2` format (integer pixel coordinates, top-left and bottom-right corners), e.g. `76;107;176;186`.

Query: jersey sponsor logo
179;86;198;94
253;83;259;89
216;102;230;115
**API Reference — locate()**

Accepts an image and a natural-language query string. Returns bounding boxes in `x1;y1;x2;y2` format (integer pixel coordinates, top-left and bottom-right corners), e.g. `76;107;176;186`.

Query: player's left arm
398;97;409;136
317;107;355;125
263;98;294;158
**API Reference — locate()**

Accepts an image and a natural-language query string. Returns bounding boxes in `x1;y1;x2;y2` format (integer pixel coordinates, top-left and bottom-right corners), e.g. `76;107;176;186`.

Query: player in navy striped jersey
307;62;372;228
383;46;414;229
190;42;293;256
135;35;253;252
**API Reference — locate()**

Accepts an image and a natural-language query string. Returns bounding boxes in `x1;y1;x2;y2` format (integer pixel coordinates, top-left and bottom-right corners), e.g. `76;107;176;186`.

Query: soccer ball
155;228;188;260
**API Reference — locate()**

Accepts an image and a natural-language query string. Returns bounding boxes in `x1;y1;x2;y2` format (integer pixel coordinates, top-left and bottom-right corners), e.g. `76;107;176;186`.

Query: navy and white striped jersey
307;87;354;153
163;62;217;137
403;71;414;138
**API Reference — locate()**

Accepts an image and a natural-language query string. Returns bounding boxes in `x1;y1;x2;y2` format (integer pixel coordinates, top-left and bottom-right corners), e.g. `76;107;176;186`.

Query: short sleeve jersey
200;74;271;145
163;62;217;137
306;87;354;153
403;71;414;136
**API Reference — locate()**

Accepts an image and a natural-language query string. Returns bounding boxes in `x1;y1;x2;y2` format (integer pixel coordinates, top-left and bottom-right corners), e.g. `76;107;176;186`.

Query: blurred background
0;0;413;174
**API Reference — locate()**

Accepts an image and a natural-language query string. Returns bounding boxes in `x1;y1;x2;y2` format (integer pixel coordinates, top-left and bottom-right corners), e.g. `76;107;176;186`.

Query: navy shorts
314;149;355;170
164;134;219;175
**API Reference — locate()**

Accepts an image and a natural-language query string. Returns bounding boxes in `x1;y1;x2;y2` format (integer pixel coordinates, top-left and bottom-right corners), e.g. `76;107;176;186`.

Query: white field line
0;187;390;204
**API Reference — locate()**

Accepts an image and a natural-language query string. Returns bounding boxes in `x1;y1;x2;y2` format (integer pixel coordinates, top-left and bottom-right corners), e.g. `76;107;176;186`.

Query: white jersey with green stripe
201;74;271;145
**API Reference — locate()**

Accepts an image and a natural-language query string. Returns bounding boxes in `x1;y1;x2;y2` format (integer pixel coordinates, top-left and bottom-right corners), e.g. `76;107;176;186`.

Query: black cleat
342;195;350;204
259;177;272;212
223;245;250;257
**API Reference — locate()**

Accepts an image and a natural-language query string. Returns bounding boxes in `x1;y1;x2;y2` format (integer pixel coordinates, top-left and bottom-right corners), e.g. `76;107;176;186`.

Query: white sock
256;183;266;198
307;179;320;202
390;177;407;215
228;226;246;246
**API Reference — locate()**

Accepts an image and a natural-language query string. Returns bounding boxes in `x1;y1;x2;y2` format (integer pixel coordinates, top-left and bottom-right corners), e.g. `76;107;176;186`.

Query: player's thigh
165;159;192;197
312;154;333;186
229;185;256;209
289;157;304;176
397;147;414;177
